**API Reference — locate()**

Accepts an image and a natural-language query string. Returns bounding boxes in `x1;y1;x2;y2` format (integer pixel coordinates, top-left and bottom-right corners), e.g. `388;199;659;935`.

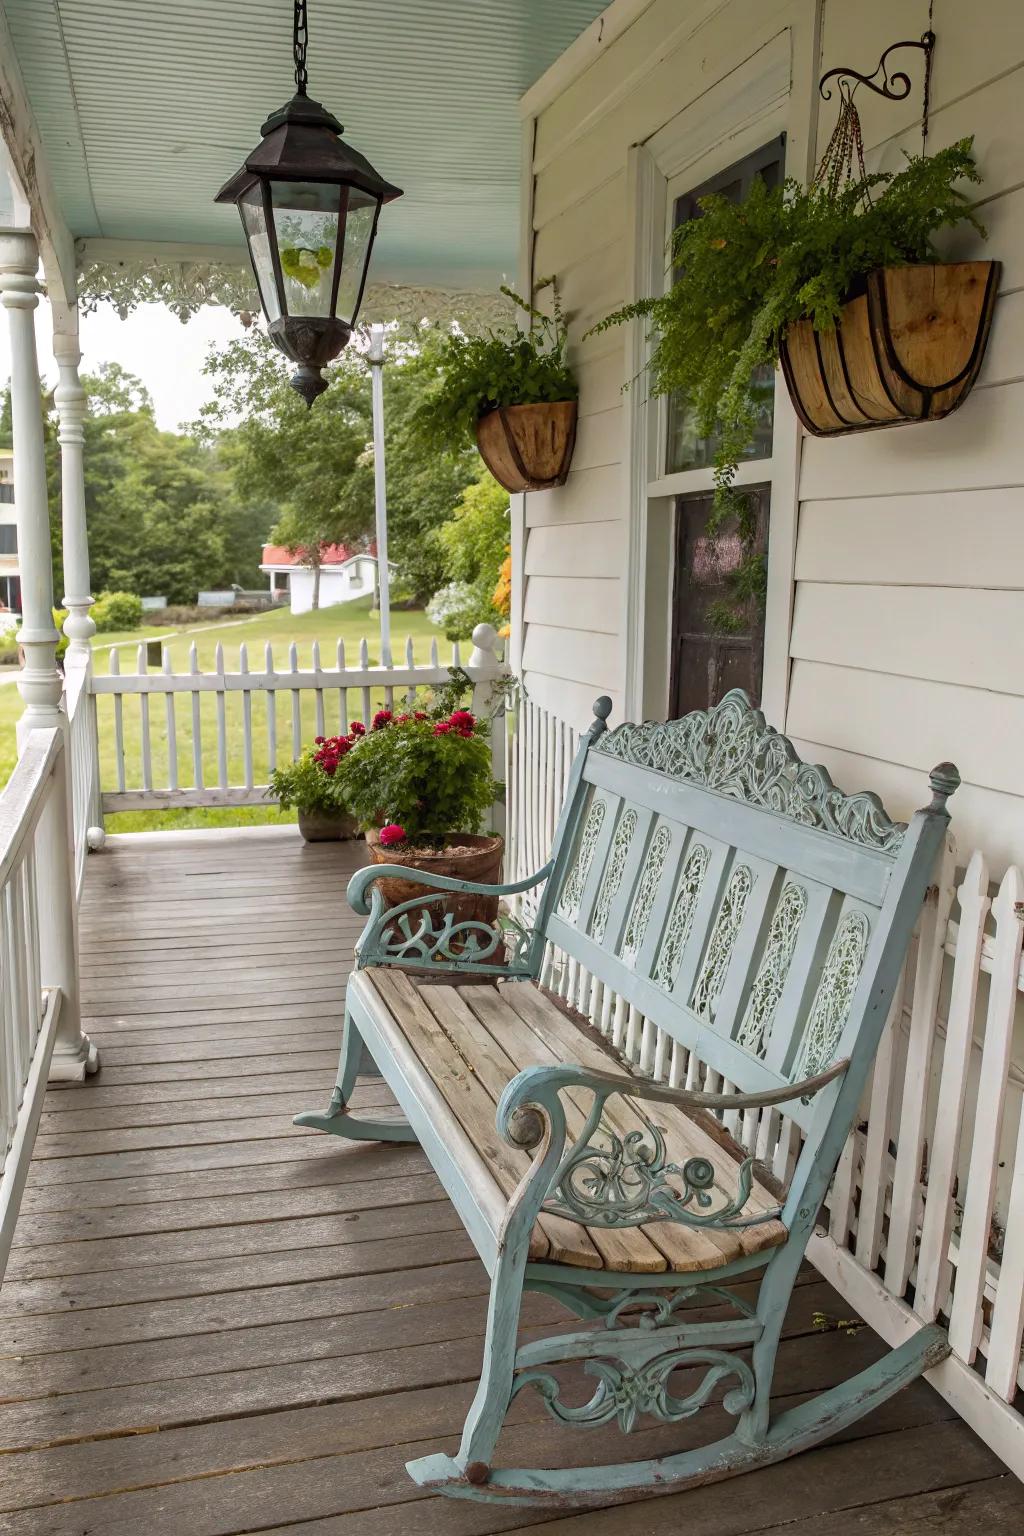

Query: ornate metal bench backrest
540;689;956;1138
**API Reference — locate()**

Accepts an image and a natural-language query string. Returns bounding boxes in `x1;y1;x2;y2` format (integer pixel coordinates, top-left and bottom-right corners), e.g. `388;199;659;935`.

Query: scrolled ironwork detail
557;795;606;918
365;901;534;974
513;1348;755;1433
590;808;637;942
736;881;808;1057
621;824;672;961
594;690;905;855
543;1106;776;1230
797;909;871;1083
690;864;752;1020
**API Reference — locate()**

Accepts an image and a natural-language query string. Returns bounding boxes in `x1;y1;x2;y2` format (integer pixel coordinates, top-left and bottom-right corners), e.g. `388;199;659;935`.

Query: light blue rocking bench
296;690;958;1505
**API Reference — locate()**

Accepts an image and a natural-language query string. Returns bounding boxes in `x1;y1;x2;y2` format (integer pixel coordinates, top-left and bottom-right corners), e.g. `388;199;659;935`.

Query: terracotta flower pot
297;808;359;842
365;828;504;925
475;401;577;492
779;260;999;437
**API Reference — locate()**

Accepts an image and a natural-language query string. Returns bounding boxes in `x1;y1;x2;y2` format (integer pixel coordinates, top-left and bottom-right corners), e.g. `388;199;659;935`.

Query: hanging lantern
215;0;402;404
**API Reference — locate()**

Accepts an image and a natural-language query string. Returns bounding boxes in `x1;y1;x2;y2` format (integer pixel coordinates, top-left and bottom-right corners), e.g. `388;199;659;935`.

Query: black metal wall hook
818;31;935;106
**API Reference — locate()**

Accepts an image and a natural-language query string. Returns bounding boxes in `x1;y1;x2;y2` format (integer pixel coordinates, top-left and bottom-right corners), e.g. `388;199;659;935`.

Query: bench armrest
497;1057;849;1231
346;859;554;915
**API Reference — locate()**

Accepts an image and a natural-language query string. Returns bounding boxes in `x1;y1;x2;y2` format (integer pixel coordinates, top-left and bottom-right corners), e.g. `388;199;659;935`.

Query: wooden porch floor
2;827;1021;1534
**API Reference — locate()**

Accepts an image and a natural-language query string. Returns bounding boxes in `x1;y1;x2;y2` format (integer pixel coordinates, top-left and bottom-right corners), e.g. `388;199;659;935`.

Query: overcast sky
0;299;244;432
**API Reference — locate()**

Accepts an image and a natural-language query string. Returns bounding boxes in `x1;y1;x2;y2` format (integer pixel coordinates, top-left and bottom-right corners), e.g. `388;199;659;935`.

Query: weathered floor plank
0;828;1019;1536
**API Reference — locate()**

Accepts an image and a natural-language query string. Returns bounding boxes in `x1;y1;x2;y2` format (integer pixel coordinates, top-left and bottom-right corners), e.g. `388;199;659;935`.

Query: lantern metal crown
215;0;402;404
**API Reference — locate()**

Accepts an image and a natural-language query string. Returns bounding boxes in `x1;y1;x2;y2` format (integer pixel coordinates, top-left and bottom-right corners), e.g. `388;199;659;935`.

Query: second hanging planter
779;260;1000;437
475;400;578;493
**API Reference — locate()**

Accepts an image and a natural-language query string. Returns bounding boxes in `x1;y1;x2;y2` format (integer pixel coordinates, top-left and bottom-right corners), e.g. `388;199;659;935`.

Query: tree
196;326;483;604
425;471;510;640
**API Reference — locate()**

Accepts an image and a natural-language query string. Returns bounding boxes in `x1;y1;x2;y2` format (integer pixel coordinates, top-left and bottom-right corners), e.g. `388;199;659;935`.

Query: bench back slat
540;691;955;1140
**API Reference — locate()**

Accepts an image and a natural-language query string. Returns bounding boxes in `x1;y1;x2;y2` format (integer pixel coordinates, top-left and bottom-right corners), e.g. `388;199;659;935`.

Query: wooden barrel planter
476;400;577;492
779;260;1000;437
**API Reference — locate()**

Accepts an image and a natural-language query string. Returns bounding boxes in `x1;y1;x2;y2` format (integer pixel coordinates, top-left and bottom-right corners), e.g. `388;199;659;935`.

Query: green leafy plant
342;697;497;844
268;744;350;817
410;278;578;455
590;139;985;626
91;590;143;632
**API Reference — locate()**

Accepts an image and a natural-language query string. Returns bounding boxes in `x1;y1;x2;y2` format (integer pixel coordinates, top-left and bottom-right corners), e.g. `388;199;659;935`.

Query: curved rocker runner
296;689;958;1504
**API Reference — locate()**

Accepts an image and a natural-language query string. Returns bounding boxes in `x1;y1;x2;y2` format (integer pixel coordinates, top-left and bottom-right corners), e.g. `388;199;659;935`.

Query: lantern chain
293;0;309;95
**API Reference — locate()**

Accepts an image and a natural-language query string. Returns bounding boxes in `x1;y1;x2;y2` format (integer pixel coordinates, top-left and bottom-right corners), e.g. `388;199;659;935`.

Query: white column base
48;1032;99;1083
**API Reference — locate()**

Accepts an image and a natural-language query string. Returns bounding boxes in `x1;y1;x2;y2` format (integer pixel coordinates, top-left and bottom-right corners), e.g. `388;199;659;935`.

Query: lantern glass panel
270;180;340;317
239;185;281;322
335;188;379;326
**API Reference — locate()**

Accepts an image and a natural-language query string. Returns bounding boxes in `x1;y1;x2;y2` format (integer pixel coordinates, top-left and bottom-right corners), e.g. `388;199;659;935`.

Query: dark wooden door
669;491;768;716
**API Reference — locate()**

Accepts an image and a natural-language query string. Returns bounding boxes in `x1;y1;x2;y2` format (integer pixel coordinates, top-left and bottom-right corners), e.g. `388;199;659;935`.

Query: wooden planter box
476;401;577;492
779;260;999;437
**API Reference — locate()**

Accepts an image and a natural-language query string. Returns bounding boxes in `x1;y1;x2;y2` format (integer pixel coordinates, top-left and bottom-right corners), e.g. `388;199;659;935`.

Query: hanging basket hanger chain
293;0;309;95
814;30;935;192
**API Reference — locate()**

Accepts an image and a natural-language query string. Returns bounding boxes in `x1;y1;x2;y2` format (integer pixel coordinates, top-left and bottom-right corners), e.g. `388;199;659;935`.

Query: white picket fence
89;629;508;813
505;694;1024;1476
0;728;73;1272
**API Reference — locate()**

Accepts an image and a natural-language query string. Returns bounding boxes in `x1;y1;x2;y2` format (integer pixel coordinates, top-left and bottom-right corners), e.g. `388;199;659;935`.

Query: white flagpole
367;323;391;664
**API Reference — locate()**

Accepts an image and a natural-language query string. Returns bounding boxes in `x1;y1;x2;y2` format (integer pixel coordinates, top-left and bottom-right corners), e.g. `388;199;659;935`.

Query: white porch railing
64;653;102;894
0;727;75;1272
88;628;508;814
506;694;1024;1478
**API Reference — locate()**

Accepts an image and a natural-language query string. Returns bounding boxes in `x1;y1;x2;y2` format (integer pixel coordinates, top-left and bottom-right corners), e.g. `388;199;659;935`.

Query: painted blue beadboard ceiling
4;0;608;289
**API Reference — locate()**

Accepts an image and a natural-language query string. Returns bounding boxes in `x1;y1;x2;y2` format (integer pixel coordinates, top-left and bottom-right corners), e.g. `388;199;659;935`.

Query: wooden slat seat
358;969;787;1274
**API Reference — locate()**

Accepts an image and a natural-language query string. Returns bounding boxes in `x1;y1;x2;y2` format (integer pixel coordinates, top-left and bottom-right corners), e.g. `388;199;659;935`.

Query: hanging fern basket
780;260;999;436
475;401;578;493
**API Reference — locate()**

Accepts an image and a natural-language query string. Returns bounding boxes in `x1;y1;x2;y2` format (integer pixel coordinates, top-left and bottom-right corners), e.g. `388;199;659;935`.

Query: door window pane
670;490;768;714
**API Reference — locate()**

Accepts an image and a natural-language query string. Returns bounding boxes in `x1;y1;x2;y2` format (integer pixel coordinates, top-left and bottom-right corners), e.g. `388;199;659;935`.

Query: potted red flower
342;699;502;922
267;734;359;842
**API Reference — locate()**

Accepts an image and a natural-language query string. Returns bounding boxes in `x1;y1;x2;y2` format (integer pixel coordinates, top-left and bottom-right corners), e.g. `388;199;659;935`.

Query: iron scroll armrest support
496;1059;850;1232
348;862;554;978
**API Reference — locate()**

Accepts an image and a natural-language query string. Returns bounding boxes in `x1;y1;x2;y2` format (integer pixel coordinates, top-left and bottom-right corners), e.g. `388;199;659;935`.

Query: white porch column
0;230;62;740
0;229;97;1080
52;309;95;655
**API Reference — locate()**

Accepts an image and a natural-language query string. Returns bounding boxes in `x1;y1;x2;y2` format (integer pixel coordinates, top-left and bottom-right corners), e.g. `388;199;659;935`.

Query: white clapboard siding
569;406;625;472
511;694;1024;1472
524;576;621;634
787;662;1024;801
532;0;789;225
532;171;625;278
790;585;1024;697
795;490;1024;589
799;381;1024;502
525;469;624;529
521;624;622;693
946;183;1024;294
525;521;624;578
571;345;631;418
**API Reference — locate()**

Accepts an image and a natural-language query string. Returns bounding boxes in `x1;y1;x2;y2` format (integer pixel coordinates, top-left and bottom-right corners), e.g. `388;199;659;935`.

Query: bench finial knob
590;696;613;740
928;762;960;811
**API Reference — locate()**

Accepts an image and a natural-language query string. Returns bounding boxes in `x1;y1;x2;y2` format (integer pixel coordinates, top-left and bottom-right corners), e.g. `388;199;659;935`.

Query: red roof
261;542;370;568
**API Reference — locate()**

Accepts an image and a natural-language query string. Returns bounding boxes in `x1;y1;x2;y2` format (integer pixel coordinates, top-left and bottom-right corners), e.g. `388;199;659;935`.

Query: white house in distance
0;446;20;614
259;542;380;616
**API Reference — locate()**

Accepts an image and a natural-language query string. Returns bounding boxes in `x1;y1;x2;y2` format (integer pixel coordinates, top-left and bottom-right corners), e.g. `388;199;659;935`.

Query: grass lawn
0;598;453;834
